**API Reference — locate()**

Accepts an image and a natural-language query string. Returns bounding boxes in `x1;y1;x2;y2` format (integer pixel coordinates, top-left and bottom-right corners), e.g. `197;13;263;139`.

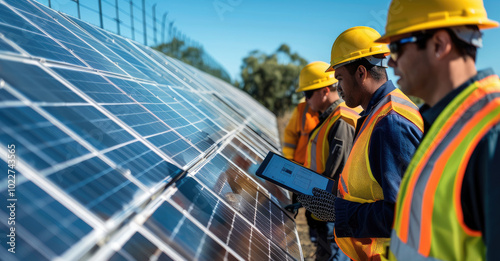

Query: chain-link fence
37;0;231;81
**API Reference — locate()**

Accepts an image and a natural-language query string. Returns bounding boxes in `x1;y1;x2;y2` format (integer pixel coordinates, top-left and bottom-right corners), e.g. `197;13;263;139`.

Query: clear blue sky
42;0;500;84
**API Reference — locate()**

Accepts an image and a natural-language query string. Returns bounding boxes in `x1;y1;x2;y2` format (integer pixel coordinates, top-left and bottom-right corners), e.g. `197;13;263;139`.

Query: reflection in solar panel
0;0;302;260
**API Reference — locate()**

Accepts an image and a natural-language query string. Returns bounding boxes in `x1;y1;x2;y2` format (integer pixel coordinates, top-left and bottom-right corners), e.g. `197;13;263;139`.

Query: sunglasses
304;89;318;99
389;33;432;62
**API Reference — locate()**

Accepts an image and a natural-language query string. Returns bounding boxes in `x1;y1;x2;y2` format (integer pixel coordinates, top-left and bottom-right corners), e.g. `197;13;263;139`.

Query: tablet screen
257;152;333;195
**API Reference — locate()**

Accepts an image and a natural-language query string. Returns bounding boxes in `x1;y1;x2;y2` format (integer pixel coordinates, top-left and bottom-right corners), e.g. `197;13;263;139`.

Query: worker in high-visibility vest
298;27;424;260
293;61;359;261
375;0;500;260
282;91;320;246
283;98;319;165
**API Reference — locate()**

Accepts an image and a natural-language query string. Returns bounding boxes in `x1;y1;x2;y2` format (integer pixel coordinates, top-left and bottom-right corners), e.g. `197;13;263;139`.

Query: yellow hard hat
376;0;499;43
327;26;390;72
296;61;337;92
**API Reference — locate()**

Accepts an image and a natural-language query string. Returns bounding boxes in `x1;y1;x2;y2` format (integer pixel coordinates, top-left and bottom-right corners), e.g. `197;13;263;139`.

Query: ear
357;65;368;83
431;30;452;61
321;86;330;96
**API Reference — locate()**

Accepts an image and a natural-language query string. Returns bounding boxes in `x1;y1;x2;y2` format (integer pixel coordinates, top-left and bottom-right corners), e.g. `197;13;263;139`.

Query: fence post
161;12;168;44
153;4;157;45
115;0;120;35
98;0;103;28
130;0;135;40
142;0;147;45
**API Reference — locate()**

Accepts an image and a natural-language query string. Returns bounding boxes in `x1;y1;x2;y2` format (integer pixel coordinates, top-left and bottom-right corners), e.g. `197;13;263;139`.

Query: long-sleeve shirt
313;100;356;183
335;81;423;238
419;69;500;260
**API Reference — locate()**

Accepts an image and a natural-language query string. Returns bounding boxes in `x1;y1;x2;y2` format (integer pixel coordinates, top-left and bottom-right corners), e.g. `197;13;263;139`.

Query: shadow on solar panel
0;0;303;260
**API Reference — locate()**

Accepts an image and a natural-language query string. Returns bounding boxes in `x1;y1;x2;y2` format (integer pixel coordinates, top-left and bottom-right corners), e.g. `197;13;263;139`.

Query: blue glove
296;187;336;222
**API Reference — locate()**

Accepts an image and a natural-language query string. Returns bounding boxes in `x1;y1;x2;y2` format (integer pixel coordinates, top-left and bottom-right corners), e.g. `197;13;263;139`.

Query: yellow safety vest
390;75;500;260
336;89;424;261
283;102;319;165
304;102;359;174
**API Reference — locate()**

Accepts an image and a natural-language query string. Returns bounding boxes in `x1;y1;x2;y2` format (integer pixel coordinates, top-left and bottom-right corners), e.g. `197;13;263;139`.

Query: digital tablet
256;152;335;195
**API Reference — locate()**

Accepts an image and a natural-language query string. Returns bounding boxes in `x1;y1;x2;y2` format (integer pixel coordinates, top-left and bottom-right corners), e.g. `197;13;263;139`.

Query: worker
298;26;424;260
283;97;319;165
296;61;359;260
375;0;500;260
282;92;319;245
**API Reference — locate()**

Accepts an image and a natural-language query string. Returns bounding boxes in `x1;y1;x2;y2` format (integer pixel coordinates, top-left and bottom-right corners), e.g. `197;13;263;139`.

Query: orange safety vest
283;102;319;165
304;102;359;174
390;75;500;260
336;88;424;261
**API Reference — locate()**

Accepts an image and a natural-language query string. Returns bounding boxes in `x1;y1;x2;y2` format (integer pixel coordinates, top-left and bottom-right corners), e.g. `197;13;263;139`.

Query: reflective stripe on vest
336;88;423;261
391;75;500;260
304;103;359;173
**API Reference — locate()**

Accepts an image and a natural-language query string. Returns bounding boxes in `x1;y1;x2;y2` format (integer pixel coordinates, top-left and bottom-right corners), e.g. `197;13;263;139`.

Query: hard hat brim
325;66;334;73
295;77;338;93
376;18;499;43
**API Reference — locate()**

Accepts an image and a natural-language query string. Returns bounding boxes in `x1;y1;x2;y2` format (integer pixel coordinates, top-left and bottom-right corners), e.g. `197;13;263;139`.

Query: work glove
296;187;336;222
283;202;302;219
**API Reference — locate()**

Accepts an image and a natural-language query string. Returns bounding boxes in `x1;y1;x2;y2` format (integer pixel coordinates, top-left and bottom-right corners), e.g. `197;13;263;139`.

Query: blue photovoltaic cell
108;233;174;261
170;88;238;131
43;105;135;150
31;2;151;80
220;139;291;204
46;156;142;220
103;141;182;187
0;173;93;261
144;201;239;260
65;16;170;83
0;5;85;66
6;2;127;75
0;106;90;171
170;177;296;260
0;87;18;101
0;37;17;53
51;67;135;104
105;77;162;104
103;103;178;139
0;59;86;103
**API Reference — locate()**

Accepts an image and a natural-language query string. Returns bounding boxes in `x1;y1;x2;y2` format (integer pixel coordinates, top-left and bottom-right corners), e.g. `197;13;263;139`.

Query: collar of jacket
420;68;495;134
319;98;344;123
360;80;397;117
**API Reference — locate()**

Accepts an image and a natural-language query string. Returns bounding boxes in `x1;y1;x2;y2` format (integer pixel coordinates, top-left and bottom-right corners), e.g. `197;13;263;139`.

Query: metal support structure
153;4;157;45
115;0;120;35
130;0;135;40
48;0;51;8
142;0;147;45
98;0;103;28
161;12;168;44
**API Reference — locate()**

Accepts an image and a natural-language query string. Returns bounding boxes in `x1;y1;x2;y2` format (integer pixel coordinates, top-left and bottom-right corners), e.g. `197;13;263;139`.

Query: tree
238;44;308;116
154;38;231;83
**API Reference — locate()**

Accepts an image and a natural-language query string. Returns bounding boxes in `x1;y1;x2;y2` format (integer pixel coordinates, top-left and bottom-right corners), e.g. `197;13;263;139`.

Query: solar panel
0;0;302;260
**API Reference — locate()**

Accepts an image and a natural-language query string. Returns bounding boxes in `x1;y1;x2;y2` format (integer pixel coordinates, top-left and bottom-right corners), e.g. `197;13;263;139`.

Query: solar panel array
0;0;302;260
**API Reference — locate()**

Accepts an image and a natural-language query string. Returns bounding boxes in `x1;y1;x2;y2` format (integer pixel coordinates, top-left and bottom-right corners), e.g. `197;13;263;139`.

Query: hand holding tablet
256;152;334;195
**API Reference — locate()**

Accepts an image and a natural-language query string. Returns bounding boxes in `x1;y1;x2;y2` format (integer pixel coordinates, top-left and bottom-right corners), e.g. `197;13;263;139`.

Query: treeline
153;37;231;83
